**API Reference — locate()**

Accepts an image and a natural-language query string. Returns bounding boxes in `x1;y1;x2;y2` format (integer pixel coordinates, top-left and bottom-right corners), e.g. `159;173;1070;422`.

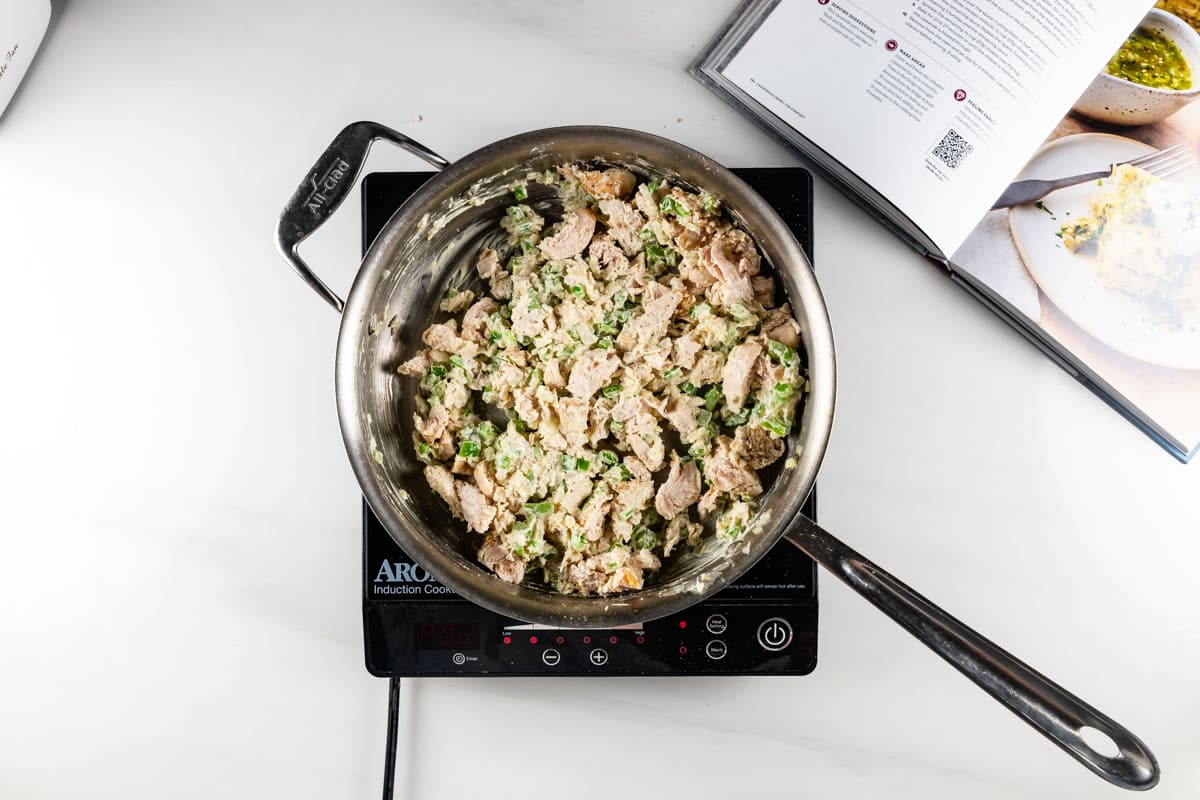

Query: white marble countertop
1;2;1197;798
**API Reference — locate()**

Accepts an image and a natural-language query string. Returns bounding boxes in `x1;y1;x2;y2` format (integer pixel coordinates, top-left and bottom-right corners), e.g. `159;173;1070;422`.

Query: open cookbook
693;0;1200;461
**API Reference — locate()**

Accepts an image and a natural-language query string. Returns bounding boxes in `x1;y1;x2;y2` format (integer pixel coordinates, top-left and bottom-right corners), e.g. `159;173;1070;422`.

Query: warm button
757;618;793;652
705;640;728;660
705;614;728;635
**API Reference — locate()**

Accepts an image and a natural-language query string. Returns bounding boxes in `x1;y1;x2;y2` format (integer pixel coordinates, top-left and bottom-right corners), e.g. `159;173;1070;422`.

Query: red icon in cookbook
953;88;967;101
885;39;898;51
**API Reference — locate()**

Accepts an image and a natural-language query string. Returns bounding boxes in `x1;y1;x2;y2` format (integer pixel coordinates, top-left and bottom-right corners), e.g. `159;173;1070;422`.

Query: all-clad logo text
373;560;453;596
304;158;351;215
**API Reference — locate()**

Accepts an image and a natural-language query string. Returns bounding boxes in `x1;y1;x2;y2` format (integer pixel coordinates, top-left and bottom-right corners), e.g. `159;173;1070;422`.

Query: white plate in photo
1009;132;1200;370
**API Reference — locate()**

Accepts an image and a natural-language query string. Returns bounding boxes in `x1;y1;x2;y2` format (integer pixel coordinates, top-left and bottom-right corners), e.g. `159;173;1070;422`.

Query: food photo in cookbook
952;4;1200;458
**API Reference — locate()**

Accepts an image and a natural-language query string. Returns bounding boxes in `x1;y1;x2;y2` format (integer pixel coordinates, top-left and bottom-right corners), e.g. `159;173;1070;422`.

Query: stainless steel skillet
277;121;1159;790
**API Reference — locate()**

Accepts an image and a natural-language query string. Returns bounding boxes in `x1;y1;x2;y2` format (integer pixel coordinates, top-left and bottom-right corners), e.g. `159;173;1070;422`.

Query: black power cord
382;677;401;800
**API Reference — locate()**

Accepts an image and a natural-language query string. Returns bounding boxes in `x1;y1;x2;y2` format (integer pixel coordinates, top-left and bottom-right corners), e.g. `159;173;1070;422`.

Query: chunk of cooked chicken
722;340;763;413
538;207;597;260
655;453;701;518
732;425;785;470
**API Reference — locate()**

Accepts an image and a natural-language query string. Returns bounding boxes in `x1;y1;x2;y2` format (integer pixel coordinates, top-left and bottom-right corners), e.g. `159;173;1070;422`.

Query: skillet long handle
784;514;1159;791
275;120;449;313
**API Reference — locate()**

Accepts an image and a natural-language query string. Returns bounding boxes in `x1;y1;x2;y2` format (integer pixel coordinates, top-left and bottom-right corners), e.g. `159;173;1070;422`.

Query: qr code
932;129;973;169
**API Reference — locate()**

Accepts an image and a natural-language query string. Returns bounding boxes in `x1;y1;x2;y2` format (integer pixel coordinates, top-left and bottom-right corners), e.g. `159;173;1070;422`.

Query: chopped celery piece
761;416;790;437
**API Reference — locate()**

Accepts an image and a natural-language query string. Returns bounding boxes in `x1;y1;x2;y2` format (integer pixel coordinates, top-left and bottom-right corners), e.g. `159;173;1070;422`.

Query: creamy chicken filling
397;164;807;595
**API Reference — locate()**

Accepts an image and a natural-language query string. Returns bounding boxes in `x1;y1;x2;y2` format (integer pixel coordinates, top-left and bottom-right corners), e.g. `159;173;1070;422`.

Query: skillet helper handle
275;120;450;313
784;514;1159;791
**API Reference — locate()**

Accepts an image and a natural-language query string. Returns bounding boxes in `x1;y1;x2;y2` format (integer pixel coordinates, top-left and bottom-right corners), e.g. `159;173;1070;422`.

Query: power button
757;617;793;652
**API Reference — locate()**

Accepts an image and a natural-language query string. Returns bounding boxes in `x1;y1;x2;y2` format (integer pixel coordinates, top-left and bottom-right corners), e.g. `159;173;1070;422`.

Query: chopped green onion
498;454;513;470
690;303;712;320
448;355;469;376
596;336;614;349
663;366;682;382
561;454;576;471
477;421;498;445
680;381;697;396
600;450;618;467
701;195;717;212
505;205;537;235
416;442;434;462
609;419;625;433
458;440;481;459
429;363;447;377
659;196;689;218
613;290;629;307
570;533;587;551
696;409;712;427
631;527;657;550
719;523;744;541
523;501;553;516
688;441;708;458
569;284;585;298
646;179;661;193
768;340;796;366
615;308;632;324
773;382;794;400
512;185;528;201
704;386;722;411
602;384;622;398
595;314;619;336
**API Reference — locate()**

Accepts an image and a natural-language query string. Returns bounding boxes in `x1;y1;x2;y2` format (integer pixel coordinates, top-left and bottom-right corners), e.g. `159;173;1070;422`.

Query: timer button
589;648;609;666
705;640;728;661
705;614;728;635
541;648;561;667
757;618;793;652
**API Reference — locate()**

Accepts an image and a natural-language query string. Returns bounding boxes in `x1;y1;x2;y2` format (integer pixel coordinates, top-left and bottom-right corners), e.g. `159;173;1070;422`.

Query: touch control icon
705;640;728;661
757;618;793;652
589;648;609;666
541;648;561;666
451;652;467;665
705;614;728;635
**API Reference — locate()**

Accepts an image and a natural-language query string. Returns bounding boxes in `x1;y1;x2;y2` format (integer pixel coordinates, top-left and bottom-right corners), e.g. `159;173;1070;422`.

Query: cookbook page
717;0;1153;255
952;5;1200;459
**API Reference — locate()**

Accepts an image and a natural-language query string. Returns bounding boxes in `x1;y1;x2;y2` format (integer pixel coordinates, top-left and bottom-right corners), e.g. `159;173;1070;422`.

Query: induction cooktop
360;167;820;678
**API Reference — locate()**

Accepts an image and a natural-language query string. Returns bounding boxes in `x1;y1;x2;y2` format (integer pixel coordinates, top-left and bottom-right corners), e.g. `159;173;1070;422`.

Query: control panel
364;601;817;677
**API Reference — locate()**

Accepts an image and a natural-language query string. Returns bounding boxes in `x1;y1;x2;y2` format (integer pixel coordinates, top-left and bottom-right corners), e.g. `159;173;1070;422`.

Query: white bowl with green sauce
1073;8;1200;126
